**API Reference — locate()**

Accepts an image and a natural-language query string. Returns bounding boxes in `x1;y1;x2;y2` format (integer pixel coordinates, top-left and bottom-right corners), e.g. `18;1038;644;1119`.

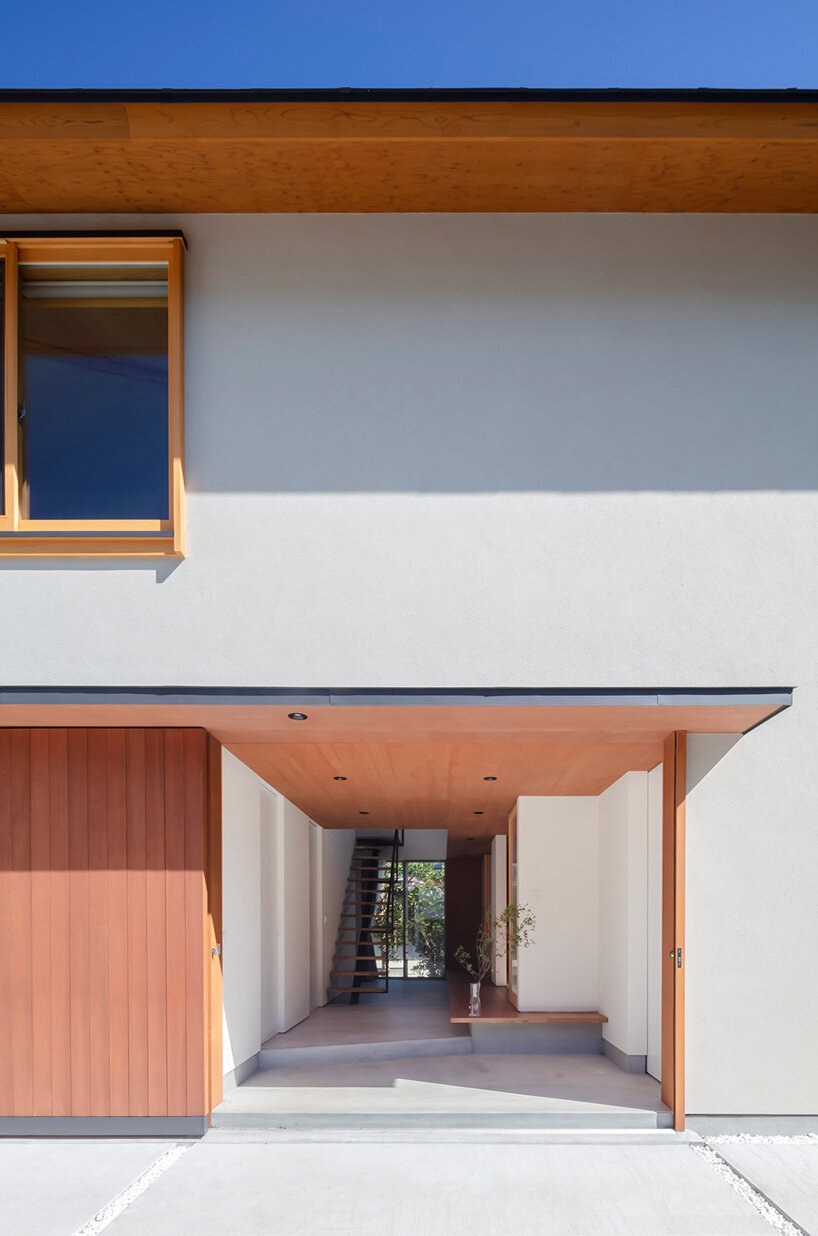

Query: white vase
468;982;481;1017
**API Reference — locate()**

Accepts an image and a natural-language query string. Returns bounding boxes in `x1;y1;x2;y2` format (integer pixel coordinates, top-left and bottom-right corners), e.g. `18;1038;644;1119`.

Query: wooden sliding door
0;727;222;1122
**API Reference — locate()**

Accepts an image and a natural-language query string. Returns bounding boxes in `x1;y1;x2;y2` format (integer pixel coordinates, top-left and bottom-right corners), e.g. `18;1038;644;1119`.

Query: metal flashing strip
0;229;188;246
0;87;817;103
0;686;793;710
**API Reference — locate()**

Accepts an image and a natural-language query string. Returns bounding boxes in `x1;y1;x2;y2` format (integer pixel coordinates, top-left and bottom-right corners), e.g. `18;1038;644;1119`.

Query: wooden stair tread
331;964;387;973
332;955;383;961
328;986;387;994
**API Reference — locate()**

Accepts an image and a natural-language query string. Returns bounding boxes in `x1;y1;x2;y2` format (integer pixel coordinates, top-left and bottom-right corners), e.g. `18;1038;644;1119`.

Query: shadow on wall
181;214;818;494
686;733;743;794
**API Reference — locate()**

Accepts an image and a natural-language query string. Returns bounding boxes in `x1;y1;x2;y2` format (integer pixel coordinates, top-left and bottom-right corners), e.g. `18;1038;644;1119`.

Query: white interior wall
309;823;324;1010
356;829;447;861
221;750;263;1077
646;763;663;1080
279;797;312;1033
515;796;599;1013
598;772;649;1060
320;828;356;997
258;785;282;1046
222;749;320;1077
491;835;508;986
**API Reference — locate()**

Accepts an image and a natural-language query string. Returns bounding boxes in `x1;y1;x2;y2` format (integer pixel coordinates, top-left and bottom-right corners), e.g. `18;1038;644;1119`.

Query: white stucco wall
515;796;599;1012
0;210;816;1112
598;772;649;1060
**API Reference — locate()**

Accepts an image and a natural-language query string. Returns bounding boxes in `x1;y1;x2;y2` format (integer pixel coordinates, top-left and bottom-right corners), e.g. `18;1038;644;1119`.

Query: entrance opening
215;710;697;1130
388;860;446;980
0;687;788;1131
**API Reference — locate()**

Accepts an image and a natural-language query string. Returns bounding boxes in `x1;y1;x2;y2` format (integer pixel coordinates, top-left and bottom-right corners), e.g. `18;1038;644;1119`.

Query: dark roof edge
0;686;794;709
0;87;816;104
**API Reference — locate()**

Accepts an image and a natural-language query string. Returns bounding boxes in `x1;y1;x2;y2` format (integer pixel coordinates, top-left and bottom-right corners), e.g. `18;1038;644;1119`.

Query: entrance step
212;1055;671;1131
259;1034;471;1071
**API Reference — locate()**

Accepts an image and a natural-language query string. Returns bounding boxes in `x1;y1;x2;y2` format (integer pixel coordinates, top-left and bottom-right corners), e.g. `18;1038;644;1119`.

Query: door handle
211;944;221;958
668;947;682;968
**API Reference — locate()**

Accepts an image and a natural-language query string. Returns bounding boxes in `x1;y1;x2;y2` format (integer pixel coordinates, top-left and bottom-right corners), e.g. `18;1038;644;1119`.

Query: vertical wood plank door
661;731;687;1131
0;727;221;1121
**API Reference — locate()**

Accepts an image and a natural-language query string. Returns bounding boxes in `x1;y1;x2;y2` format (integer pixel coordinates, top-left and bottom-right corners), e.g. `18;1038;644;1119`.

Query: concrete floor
233;982;669;1130
215;1053;671;1128
261;980;460;1053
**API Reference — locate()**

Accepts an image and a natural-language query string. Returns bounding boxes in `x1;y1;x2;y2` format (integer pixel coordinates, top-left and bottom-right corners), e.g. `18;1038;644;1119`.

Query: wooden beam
0;101;817;213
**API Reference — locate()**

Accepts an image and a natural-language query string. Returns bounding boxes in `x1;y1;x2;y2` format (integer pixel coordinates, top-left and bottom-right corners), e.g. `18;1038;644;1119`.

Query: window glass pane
19;263;169;520
405;861;445;978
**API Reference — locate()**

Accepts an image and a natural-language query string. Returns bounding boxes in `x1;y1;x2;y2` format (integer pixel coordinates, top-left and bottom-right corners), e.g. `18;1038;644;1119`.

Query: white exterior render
0;210;816;1115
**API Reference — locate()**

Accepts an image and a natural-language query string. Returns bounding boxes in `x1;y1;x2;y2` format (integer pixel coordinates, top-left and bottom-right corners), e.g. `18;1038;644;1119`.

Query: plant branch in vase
454;903;536;1016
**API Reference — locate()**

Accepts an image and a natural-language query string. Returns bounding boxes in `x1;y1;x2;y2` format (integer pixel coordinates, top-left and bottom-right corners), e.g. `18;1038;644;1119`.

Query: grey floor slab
261;980;461;1053
0;1140;171;1236
104;1141;772;1235
717;1143;818;1234
213;1052;670;1128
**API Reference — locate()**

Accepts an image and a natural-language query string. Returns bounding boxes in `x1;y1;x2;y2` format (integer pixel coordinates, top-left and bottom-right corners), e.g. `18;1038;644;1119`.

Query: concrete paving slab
105;1141;772;1235
0;1140;172;1236
717;1143;818;1234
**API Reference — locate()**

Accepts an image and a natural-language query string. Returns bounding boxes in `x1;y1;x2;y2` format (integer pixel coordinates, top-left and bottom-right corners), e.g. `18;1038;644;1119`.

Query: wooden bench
447;973;608;1025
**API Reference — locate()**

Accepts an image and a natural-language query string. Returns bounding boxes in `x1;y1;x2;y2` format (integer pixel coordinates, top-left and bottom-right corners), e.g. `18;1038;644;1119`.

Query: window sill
0;535;184;558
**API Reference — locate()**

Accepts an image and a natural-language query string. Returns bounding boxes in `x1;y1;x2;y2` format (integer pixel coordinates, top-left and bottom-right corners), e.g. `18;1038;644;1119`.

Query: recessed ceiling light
333;776;347;781
483;776;497;781
287;712;308;721
473;810;484;815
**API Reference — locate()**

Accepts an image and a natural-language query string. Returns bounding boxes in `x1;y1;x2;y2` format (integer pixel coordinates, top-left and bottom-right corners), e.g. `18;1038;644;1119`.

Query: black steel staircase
327;830;403;1001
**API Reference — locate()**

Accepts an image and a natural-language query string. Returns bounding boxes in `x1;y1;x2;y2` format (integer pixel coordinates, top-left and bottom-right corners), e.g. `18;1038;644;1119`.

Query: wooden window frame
0;235;185;557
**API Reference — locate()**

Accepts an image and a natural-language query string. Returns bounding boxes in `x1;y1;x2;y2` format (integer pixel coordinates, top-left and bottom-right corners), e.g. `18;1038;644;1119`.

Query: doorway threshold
212;1053;672;1131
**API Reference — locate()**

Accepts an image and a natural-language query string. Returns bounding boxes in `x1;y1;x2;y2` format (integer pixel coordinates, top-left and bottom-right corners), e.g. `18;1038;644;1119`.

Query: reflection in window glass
19;264;169;520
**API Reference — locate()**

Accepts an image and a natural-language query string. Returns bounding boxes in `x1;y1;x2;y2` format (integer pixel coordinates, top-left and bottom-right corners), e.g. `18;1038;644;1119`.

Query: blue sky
4;0;816;89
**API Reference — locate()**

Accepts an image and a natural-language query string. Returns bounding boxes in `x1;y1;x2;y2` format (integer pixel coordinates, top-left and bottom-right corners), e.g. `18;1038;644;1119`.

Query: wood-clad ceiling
0;697;782;848
1;95;818;213
226;739;663;843
0;701;778;745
